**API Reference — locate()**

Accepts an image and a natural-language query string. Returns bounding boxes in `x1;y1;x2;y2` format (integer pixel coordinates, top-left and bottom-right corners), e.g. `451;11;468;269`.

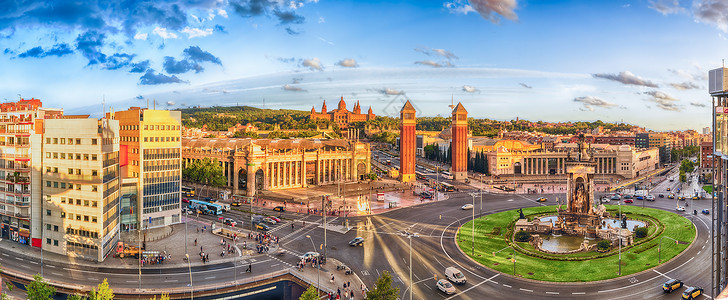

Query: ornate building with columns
182;138;371;196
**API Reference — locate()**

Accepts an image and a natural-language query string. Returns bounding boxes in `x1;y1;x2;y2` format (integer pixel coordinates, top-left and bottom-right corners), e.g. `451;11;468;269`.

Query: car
461;204;474;210
182;198;190;203
349;237;365;246
436;279;456;295
624;199;633;203
536;197;547;202
692;195;699;200
623;194;632;199
231;202;241;207
667;187;671;191
610;195;621;200
678;196;686;201
663;279;683;293
646;195;655;201
264;218;277;225
267;216;281;222
445;267;466;284
300;251;320;261
273;206;285;212
659;194;665;198
222;218;237;227
676;206;686;212
682;286;703;299
702;209;710;215
255;223;270;231
601;197;610;203
670;179;675;182
668;194;675;199
635;195;644;200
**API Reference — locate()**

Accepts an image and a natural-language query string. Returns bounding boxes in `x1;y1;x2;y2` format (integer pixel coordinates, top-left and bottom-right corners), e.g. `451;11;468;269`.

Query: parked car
231;201;241;207
610;195;621;200
273;206;285;212
692;195;700;200
267;216;281;223
646;195;655;201
264;218;277;225
678;196;686;200
349;237;365;246
461;204;474;210
436;279;456;295
682;286;703;299
676;206;686;212
222;218;237;227
624;199;633;203
255;223;270;231
623;194;632;199
636;195;644;200
601;197;610;203
667;187;671;191
536;197;547;202
662;279;683;293
445;267;466;284
702;209;710;215
182;198;190;203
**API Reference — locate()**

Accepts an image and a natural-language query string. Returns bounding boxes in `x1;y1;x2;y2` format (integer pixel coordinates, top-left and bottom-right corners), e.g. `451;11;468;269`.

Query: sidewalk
289;257;367;299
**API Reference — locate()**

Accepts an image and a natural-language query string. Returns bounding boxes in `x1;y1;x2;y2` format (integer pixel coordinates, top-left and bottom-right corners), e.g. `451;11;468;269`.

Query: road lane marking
519;288;533;292
546;292;559;295
653;269;671;280
164;280;178;283
46;265;55;268
51;272;62;276
572;292;585;295
503;284;512;288
29;261;38;265
1;253;8;257
698;250;702;255
15;257;23;261
21;265;30;269
125;281;137;283
271;264;279;268
444;274;498;300
205;276;216;279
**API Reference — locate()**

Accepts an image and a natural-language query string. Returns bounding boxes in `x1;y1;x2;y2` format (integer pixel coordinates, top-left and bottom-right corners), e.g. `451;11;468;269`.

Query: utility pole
470;193;476;255
322;195;328;261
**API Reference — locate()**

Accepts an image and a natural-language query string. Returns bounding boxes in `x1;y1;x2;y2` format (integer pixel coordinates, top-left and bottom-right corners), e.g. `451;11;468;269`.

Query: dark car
255;223;270;231
273;206;285;212
663;279;683;293
204;197;216;203
682;286;703;299
659;194;665;198
702;209;710;215
349;237;364;246
623;194;632;199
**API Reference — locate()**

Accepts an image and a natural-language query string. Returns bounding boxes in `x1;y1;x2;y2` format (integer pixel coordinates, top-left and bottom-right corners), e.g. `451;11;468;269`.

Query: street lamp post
470;193;476;255
306;235;320;297
185;254;193;300
618;201;622;275
436;166;439;201
658;236;679;264
479;174;483;218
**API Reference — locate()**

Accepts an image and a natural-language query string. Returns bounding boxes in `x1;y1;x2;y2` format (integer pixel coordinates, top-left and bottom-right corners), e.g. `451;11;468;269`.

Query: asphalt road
0;171;712;299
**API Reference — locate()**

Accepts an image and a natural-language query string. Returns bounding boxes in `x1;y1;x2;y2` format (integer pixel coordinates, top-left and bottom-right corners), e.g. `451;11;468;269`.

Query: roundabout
455;205;696;282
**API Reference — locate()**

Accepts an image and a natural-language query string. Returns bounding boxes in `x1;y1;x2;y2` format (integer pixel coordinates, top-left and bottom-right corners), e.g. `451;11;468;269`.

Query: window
76;215;81;221
155;137;159;142
53;167;58;173
53;182;58;188
53;152;58;159
46;138;50;144
84;154;89;160
84;215;89;222
92;185;98;192
76;169;81;175
84;200;89;206
60;138;65;144
45;152;51;158
60;197;66;203
46;224;51;230
53;138;58;144
60;182;66;189
60;153;65;159
68;183;73;189
75;138;80;144
144;137;148;142
92;138;97;145
76;185;81;190
46;167;51;173
92;217;97;223
76;154;81;160
53;240;58;246
46;238;51;245
68;168;73;175
92;170;98;176
46;181;51;187
53;225;58;232
92;154;97;161
46;209;51;216
92;201;97;207
76;199;81;205
60;212;65;218
144;125;148;130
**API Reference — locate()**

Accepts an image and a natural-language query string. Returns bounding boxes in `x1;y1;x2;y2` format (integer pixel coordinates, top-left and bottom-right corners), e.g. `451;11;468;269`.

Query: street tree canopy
89;279;114;300
183;157;227;187
366;270;399;300
298;285;318;300
25;274;56;300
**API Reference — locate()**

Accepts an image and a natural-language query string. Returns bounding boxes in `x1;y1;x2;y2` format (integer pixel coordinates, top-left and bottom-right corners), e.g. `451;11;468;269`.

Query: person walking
246;263;252;273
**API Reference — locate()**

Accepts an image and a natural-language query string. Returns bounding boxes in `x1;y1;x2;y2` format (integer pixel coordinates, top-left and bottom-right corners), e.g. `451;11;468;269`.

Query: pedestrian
347;281;350;288
246;263;252;273
350;290;354;299
331;274;335;283
194;238;197;246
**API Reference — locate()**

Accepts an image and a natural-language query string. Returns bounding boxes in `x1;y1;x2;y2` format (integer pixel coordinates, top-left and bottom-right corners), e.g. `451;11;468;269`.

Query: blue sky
0;0;726;131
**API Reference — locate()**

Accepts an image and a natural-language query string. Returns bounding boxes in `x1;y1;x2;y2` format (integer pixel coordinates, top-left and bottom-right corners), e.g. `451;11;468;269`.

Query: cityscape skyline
1;1;725;130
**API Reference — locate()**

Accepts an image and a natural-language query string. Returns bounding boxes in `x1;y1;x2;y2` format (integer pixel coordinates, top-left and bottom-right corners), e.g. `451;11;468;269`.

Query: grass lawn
704;185;713;194
456;205;695;282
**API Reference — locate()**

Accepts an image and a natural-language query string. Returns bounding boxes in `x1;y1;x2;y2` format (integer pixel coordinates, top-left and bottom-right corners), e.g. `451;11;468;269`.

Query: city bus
440;182;456;192
415;171;428;181
441;171;453;180
189;199;223;215
181;186;195;197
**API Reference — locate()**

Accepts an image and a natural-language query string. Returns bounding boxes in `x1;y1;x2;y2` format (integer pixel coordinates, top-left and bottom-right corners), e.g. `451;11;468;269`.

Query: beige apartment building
41;118;120;262
114;108;182;229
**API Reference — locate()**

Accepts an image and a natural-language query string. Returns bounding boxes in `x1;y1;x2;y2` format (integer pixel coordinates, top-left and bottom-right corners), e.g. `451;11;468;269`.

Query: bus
189;199;223;215
441;171;453;180
440;182;456;192
415;171;428;181
181;186;195;197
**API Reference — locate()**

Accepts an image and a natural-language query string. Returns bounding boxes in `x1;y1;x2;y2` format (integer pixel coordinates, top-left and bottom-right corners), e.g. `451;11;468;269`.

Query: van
445;267;466;284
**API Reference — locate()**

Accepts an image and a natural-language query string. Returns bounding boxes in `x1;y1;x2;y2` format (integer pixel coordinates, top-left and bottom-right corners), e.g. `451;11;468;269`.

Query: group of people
140;253;169;266
327;280;360;300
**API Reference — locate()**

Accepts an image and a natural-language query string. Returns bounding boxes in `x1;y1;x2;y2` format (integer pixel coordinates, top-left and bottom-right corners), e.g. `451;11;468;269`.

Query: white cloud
648;0;685;15
134;32;148;40
368;87;405;96
336;58;358;68
218;9;228;18
152;27;178;39
444;0;518;23
167;101;175;106
644;91;681;111
182;27;213;39
462;85;479;93
282;84;306;92
670;81;700;90
592;71;659;87
289;1;304;9
302;58;323;71
693;0;728;32
318;16;325;23
573;96;617;111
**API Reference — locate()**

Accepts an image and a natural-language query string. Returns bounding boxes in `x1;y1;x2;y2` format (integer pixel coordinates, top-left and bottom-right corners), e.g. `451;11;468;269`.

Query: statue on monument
518;208;525;220
572;181;588;213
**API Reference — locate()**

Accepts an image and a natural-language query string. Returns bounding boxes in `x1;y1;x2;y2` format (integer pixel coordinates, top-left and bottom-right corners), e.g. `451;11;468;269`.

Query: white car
445;267;466;284
436;279;456;295
300;251;320;261
676;206;686;212
461;204;474;210
601;197;610;203
646;195;655;201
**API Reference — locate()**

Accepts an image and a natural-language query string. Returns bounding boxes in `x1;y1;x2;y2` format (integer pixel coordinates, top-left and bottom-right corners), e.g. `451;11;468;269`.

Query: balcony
14;200;29;207
5;175;29;184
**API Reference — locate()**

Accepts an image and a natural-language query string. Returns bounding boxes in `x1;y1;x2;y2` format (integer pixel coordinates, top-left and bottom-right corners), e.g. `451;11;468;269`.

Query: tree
67;295;87;300
366;270;399;300
25;274;56;300
597;240;611;251
514;230;531;242
89;279;114;300
0;265;11;300
299;285;318;300
367;173;378;181
634;227;648;238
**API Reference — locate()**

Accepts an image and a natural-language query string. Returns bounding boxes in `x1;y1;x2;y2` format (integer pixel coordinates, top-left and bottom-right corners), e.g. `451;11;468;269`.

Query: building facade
635;133;649;149
399;101;416;183
42;118;120;262
182;138;371;196
114;108;182;229
310;97;375;130
701;140;714;170
451;103;468;181
710;66;728;296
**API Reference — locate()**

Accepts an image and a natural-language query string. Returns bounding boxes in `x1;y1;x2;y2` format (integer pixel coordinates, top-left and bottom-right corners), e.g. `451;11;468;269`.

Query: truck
115;242;142;258
634;190;647;200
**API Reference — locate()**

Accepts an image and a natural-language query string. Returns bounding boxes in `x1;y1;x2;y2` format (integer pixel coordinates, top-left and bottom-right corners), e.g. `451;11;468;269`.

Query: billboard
717;106;727;154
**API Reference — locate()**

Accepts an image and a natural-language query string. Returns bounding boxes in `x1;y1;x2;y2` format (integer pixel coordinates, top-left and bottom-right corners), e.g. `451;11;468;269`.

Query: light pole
470;193;476;255
306;235;320;297
185;254;193;300
436;166;439;201
658;236;679;264
479;174;483;217
618;201;622;275
493;246;516;275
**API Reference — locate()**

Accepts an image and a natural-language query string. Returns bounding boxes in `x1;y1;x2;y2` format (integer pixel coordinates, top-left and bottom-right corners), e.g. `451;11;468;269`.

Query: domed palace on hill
310;97;375;138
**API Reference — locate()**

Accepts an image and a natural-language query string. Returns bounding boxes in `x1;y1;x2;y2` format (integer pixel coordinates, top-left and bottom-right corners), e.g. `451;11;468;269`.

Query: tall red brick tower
451;102;468;181
400;100;416;183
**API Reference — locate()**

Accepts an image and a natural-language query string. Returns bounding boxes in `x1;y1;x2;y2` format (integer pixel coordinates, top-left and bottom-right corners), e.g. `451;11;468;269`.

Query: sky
0;0;727;131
